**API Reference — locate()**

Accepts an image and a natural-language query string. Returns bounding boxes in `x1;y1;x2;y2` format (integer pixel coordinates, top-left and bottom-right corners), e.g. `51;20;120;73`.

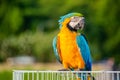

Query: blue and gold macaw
53;12;93;80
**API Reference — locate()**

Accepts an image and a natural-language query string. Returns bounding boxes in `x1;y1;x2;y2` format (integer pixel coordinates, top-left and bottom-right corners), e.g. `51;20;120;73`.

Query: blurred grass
0;70;12;80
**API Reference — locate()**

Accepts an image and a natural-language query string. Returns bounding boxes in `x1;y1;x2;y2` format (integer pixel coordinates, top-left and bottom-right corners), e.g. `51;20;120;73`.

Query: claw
58;69;70;71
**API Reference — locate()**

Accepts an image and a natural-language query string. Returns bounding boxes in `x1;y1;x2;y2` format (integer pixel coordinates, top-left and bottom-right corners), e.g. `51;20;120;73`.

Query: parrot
52;12;94;80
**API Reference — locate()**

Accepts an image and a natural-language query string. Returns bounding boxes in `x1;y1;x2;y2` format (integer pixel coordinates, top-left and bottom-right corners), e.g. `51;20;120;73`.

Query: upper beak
75;17;85;30
79;17;85;30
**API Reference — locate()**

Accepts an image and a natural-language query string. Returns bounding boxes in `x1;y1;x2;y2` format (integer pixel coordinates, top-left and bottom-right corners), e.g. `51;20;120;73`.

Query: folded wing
53;36;62;63
76;34;92;71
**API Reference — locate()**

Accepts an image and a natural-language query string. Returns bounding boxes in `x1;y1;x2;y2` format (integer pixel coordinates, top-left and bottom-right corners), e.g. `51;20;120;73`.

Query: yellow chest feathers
58;25;80;56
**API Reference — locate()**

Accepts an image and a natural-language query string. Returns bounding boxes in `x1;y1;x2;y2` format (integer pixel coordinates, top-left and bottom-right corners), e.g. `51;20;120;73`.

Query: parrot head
58;12;85;31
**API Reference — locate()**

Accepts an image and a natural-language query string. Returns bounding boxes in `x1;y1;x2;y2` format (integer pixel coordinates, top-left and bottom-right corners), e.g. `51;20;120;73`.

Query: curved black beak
74;17;85;30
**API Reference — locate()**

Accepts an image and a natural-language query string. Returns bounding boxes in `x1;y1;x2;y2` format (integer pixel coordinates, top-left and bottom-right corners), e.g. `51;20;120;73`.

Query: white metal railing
13;70;120;80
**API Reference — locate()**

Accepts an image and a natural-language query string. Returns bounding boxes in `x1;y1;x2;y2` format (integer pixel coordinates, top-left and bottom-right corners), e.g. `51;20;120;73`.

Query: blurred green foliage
0;0;120;64
0;31;58;62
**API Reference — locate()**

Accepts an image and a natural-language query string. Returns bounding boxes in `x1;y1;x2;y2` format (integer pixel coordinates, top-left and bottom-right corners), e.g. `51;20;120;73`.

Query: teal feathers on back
58;12;83;29
76;34;92;71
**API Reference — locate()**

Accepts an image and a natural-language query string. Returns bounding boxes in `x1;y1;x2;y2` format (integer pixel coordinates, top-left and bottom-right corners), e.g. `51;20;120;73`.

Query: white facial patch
69;16;85;30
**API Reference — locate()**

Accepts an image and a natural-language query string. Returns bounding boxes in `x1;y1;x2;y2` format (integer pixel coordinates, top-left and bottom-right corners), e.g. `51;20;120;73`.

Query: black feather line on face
67;23;77;32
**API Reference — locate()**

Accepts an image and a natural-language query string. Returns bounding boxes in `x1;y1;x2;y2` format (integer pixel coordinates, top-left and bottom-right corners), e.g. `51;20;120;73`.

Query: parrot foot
58;69;70;71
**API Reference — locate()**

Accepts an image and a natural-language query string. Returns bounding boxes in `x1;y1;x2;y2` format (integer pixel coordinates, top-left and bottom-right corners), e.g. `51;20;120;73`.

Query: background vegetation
0;0;120;65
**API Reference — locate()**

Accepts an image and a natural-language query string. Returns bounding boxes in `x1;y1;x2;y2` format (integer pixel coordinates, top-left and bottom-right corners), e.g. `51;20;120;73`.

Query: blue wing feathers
76;34;92;71
52;36;62;63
